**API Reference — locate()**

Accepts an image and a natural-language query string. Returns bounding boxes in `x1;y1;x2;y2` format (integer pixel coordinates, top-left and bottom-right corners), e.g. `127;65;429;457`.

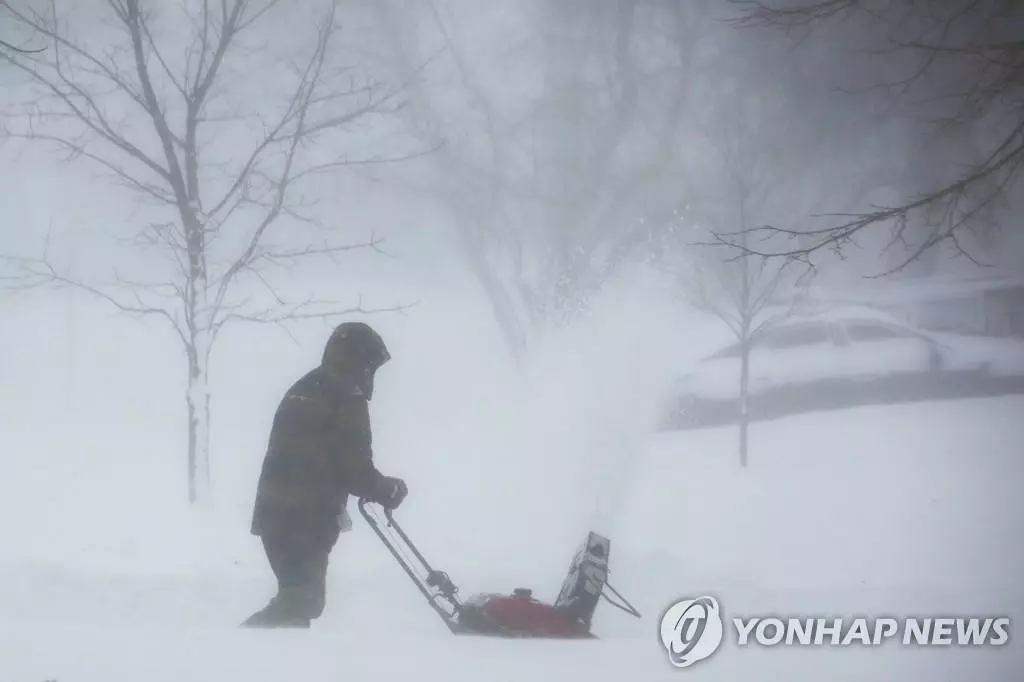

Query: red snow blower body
358;499;641;639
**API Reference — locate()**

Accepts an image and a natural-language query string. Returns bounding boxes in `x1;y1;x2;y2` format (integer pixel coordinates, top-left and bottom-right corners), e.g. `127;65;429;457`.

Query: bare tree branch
727;0;1024;272
715;116;1024;274
7;248;189;348
0;35;44;53
208;295;418;344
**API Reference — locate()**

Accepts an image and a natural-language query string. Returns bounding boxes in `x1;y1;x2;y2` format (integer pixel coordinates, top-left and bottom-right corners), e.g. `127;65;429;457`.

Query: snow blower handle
357;498;464;633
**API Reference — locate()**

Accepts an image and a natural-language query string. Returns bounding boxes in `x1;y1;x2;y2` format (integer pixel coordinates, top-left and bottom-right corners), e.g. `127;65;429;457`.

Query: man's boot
241;588;313;628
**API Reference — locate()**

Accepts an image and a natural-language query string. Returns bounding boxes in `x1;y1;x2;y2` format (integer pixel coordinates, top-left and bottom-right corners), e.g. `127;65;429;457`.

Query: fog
1;1;1023;680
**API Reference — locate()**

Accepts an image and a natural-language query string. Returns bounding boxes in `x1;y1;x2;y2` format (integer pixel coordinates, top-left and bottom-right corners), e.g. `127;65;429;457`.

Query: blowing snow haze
1;1;1023;680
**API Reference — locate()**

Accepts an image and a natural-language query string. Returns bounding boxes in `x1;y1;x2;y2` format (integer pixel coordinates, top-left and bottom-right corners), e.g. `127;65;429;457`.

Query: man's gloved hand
371;476;407;510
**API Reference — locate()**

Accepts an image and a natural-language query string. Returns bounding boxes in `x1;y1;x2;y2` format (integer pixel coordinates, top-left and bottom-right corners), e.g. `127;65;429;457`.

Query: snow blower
358;498;641;638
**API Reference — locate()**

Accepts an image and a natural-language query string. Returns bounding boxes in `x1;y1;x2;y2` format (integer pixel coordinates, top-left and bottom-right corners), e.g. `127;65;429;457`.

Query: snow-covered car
665;305;1024;429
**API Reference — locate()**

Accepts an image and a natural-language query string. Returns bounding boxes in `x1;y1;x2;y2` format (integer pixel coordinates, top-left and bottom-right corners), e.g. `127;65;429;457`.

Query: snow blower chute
358;498;641;638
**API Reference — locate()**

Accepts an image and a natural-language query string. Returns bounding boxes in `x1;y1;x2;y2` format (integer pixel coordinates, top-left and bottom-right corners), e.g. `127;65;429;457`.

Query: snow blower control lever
425;569;458;598
358;498;641;639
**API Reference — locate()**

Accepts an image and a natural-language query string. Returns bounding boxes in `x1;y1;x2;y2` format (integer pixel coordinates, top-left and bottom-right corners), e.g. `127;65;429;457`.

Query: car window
760;325;829;349
843;322;911;342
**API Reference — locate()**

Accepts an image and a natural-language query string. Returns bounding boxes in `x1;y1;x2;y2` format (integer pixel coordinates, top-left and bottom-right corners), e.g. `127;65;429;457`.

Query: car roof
696;304;938;362
762;304;920;331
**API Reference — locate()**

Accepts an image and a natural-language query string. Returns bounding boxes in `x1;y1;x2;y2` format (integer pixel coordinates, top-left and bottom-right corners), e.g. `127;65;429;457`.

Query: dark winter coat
250;364;387;541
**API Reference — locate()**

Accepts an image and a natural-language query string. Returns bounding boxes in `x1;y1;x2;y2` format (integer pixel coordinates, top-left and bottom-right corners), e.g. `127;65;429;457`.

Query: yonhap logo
659;596;725;668
657;594;1010;669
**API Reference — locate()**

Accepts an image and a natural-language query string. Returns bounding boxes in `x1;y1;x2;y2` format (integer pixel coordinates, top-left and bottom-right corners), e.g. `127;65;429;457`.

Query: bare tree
1;0;421;503
682;245;808;467
364;0;710;358
725;0;1024;274
651;32;824;466
667;211;812;468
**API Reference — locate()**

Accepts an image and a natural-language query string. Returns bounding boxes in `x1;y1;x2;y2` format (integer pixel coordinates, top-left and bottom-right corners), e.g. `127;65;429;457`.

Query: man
242;321;408;628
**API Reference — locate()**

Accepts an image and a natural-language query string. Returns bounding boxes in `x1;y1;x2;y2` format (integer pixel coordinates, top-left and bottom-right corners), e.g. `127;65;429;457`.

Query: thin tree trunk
186;334;212;504
738;185;751;468
738;336;750;468
185;206;211;504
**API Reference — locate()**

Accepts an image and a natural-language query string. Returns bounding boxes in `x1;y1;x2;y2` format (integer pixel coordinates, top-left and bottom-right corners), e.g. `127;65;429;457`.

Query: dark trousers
243;521;340;627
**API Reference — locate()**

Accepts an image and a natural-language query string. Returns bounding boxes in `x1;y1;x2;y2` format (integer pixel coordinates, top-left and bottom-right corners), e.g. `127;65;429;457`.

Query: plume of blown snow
421;267;694;590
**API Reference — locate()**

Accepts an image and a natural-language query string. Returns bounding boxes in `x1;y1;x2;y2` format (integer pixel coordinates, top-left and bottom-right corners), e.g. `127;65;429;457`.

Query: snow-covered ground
2;280;1022;681
2;395;1022;680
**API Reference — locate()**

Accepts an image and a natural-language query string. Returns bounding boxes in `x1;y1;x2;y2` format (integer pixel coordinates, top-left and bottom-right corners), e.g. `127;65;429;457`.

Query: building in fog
813;270;1024;338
